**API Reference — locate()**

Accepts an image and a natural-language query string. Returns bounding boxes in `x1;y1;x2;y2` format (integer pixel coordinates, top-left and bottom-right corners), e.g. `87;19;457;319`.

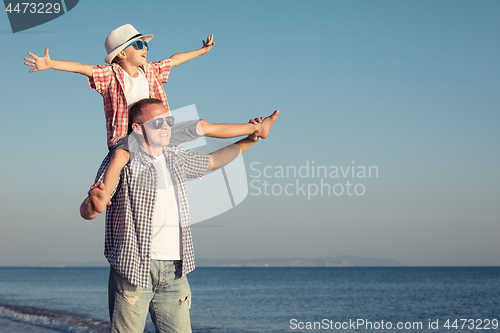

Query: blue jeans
108;260;192;333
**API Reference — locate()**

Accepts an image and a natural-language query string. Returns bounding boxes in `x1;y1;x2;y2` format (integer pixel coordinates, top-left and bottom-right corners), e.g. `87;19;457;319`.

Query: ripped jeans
108;260;192;333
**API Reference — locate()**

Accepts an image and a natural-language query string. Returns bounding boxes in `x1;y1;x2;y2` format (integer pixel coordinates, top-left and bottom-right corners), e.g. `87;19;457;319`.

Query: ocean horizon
1;266;499;332
4;253;499;268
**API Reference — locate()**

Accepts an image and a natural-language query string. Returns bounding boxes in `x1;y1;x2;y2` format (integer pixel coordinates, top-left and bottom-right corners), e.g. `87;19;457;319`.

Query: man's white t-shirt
150;154;182;260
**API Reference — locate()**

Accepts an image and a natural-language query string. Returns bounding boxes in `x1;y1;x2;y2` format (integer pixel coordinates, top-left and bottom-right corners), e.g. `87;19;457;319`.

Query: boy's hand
24;48;52;72
170;35;215;66
202;34;215;54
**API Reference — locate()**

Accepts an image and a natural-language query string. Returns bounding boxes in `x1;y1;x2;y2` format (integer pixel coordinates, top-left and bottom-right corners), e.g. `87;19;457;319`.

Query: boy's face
120;37;148;67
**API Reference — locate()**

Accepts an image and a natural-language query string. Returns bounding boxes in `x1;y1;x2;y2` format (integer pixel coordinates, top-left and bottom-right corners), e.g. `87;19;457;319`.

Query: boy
24;24;278;214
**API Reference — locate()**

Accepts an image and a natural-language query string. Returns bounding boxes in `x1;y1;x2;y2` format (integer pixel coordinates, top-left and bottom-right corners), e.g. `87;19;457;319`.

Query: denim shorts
108;260;192;333
107;136;129;156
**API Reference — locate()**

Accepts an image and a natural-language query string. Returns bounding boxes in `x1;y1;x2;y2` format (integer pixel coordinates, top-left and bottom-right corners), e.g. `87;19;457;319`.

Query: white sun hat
104;24;154;64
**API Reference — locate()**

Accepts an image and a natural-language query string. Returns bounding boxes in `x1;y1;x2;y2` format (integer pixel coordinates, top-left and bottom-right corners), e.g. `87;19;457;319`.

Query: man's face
134;103;172;151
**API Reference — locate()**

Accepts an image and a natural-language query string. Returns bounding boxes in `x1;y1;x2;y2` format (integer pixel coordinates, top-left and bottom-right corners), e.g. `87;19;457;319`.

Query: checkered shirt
94;143;210;288
88;59;172;148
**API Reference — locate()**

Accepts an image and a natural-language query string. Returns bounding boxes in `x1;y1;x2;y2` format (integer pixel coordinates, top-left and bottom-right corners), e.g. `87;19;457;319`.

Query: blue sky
1;0;499;266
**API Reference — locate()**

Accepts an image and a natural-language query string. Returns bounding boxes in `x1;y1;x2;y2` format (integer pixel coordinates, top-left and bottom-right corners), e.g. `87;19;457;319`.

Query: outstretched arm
169;34;215;67
24;48;93;78
208;132;261;171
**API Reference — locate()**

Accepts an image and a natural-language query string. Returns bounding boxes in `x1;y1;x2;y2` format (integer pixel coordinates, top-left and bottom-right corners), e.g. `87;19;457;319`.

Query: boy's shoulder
92;62;121;75
143;58;172;69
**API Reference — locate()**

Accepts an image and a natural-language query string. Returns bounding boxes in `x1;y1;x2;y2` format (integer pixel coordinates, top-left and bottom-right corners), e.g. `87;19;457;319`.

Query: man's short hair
128;98;164;134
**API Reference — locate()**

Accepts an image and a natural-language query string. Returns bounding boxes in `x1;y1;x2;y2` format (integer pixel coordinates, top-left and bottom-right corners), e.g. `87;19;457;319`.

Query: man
80;98;278;332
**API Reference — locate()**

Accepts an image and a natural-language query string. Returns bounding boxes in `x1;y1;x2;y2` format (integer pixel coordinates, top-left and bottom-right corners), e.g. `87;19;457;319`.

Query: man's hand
248;110;279;139
202;34;215;54
247;131;261;142
249;117;264;138
24;48;52;73
249;117;264;125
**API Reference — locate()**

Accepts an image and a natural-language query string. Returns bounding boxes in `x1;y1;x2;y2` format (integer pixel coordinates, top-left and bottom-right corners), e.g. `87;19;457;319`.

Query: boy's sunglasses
140;116;175;129
124;40;149;51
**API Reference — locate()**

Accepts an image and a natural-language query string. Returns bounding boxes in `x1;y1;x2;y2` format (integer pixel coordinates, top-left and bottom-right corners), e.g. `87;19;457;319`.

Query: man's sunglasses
124;40;149;51
140;116;175;129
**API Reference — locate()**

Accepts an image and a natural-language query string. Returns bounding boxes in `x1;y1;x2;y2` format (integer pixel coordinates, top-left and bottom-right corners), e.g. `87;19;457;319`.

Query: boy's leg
197;120;258;138
90;148;129;213
257;109;279;139
197;110;279;139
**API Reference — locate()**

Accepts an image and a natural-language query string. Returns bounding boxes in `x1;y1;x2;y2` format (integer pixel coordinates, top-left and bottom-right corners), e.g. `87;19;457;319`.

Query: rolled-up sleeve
181;149;210;179
88;65;113;94
149;58;171;83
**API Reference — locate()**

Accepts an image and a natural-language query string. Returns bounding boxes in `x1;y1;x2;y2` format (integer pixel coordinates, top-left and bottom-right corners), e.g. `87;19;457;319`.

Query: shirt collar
134;144;182;165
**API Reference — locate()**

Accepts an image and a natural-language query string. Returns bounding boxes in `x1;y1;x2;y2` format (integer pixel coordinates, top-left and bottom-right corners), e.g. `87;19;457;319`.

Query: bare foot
259;110;279;139
89;183;111;214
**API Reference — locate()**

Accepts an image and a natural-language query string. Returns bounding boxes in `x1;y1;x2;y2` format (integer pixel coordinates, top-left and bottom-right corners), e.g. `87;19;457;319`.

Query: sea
0;267;499;333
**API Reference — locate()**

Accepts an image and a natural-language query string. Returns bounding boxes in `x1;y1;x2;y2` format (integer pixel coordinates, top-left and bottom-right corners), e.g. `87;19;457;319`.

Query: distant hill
17;256;401;268
196;256;402;267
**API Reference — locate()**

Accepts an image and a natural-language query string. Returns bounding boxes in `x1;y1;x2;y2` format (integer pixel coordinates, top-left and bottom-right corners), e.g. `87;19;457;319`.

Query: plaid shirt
94;142;210;288
88;59;172;148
